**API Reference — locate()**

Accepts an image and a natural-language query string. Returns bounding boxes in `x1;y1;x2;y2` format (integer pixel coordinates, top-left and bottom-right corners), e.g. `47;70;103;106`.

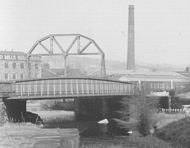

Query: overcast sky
1;0;190;66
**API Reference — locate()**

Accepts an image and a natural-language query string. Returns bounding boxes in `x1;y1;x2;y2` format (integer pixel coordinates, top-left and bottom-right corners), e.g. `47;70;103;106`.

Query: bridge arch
26;34;106;78
0;77;133;127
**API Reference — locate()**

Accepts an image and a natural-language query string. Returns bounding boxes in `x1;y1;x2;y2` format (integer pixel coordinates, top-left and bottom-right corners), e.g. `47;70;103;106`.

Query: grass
30;105;190;148
1;98;189;148
156;117;190;148
80;132;173;148
0;123;79;148
0;111;175;148
154;112;190;128
0;123;43;148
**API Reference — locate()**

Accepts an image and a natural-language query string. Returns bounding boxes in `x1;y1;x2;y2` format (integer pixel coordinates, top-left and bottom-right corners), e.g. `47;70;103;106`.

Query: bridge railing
173;82;190;94
135;81;190;94
7;77;135;99
2;78;188;99
140;81;172;94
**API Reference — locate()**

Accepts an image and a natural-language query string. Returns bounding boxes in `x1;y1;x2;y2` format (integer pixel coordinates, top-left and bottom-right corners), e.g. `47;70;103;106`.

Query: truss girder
27;34;106;78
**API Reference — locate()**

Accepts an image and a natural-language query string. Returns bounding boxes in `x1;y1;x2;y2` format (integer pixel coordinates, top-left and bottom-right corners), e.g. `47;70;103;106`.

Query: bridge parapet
136;81;190;94
1;78;188;100
0;77;135;100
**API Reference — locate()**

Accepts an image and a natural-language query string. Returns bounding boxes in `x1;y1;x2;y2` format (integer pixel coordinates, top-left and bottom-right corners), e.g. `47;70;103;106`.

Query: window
0;55;4;59
12;73;16;79
10;55;16;59
35;64;38;69
12;63;16;69
28;63;31;68
4;55;10;59
5;73;8;80
20;63;24;69
20;74;24;79
35;73;38;78
17;55;25;60
5;63;9;68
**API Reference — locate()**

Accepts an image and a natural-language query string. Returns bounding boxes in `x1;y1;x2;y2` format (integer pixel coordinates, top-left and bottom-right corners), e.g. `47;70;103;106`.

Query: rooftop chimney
127;5;135;70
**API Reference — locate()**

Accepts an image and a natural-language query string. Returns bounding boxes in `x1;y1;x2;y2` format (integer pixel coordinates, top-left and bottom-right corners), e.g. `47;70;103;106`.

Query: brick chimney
127;5;135;70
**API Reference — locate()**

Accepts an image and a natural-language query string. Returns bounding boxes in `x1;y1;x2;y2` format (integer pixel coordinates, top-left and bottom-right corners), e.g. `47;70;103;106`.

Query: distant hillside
42;56;185;74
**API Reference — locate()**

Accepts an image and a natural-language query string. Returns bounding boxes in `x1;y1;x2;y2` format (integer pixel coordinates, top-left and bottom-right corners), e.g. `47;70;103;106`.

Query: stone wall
3;99;26;122
0;125;79;148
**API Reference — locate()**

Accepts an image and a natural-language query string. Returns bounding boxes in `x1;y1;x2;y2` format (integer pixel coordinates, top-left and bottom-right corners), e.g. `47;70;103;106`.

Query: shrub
107;97;130;122
137;97;154;136
171;97;182;109
138;108;152;136
0;102;7;125
159;97;169;109
159;96;182;109
107;118;130;136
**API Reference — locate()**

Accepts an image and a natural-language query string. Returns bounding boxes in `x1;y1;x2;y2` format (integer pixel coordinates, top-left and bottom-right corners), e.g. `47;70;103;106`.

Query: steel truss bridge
27;34;106;78
0;34;189;100
0;78;188;100
0;34;189;128
0;77;135;100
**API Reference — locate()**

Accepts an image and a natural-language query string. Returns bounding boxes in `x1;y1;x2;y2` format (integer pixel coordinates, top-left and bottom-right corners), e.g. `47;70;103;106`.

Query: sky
1;0;190;66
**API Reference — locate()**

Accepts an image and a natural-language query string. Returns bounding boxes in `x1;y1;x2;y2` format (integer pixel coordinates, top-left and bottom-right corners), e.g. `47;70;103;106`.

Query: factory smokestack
127;5;135;70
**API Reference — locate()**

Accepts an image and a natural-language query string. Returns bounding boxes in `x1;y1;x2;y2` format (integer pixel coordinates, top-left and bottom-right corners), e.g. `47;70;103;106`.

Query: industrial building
0;50;41;81
111;5;190;94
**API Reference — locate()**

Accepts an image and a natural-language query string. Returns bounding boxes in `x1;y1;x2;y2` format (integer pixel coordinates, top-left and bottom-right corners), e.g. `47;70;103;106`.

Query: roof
117;70;189;82
177;71;190;78
0;50;26;55
41;68;85;78
177;92;190;99
41;68;64;78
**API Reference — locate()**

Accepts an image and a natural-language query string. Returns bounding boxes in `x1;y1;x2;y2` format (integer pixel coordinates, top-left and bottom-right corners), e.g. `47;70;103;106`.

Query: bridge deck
0;77;189;100
0;77;135;100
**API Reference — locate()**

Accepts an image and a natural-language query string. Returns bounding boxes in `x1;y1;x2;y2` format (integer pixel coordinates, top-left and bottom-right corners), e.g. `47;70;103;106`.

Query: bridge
0;34;190;128
0;77;135;100
1;76;188;101
0;75;188;123
0;77;188;100
26;34;106;78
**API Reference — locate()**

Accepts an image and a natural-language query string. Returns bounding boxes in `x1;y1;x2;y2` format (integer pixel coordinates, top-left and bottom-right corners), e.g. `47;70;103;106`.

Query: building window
10;55;16;59
12;63;16;69
28;63;31;68
20;63;24;69
5;73;8;80
4;55;10;59
17;55;25;60
20;74;24;79
12;73;16;80
0;55;4;59
5;63;9;68
35;64;38;69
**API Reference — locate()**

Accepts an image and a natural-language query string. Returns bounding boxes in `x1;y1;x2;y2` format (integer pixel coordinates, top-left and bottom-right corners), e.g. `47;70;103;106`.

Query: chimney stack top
129;5;134;9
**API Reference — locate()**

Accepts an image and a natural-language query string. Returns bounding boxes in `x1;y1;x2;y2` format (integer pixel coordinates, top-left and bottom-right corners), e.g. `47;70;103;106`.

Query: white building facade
0;51;41;81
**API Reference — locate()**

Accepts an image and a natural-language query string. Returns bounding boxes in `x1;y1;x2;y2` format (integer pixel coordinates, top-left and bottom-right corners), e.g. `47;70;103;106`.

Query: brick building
0;51;41;81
